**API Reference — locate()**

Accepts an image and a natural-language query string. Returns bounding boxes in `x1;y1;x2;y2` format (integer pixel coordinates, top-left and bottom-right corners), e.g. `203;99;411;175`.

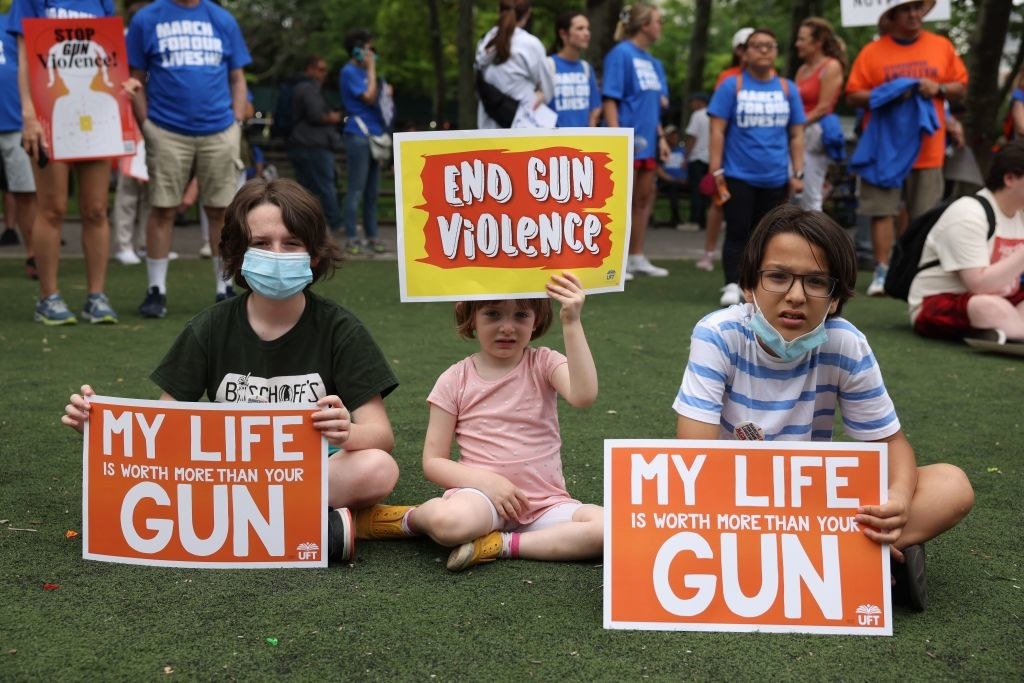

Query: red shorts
914;289;1024;339
634;158;656;171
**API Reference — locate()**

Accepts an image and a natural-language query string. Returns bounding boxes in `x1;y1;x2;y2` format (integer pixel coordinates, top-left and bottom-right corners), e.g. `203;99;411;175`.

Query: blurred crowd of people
4;0;1022;344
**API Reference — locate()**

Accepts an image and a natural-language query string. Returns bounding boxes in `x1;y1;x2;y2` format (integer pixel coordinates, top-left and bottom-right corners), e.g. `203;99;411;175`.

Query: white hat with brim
732;27;755;50
878;0;936;34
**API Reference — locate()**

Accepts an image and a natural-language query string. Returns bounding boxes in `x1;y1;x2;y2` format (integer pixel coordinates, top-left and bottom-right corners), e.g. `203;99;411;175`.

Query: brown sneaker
446;531;503;572
353;504;415;540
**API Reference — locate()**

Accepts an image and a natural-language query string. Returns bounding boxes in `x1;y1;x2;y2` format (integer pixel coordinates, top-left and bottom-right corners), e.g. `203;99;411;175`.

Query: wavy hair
800;17;847;71
613;2;657;42
220;178;343;290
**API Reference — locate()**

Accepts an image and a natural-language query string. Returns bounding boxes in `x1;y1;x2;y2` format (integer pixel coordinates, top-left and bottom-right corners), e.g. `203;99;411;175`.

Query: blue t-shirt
708;71;805;188
0;13;22;132
127;0;251;135
602;40;666;161
547;55;600;128
6;0;113;33
340;62;384;136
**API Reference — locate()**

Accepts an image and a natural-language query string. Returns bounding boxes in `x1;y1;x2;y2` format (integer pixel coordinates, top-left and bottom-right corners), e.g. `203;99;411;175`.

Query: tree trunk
457;0;476;129
684;0;711;109
586;0;623;80
427;0;445;127
965;0;1013;174
784;0;823;79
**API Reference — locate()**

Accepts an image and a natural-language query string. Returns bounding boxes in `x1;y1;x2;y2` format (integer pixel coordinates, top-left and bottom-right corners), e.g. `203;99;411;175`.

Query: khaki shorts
858;167;944;219
142;119;242;209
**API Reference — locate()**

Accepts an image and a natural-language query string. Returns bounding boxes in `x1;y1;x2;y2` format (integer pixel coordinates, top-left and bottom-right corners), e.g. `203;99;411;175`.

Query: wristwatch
793;170;804;180
938;84;947;98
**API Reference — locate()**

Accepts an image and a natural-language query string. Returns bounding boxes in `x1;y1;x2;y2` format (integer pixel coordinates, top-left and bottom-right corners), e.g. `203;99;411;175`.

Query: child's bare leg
517;504;603;561
409;490;496;547
326;448;398;509
895;463;974;549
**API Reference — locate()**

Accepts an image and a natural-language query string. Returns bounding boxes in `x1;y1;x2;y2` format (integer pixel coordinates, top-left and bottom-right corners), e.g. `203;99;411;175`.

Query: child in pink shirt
355;272;602;571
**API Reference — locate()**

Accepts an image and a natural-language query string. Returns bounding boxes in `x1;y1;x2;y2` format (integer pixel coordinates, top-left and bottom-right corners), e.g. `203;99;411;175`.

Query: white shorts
444;487;583;532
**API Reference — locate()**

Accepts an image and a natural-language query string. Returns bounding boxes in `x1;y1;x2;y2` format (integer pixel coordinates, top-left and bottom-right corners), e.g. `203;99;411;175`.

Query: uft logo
297;541;320;561
855;603;882;626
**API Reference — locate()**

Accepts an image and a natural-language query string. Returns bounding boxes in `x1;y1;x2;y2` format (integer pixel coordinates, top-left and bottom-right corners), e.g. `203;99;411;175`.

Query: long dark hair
488;0;532;64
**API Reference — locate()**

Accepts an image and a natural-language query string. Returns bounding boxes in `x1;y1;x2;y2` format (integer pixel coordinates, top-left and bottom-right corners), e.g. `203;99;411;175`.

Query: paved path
0;219;712;263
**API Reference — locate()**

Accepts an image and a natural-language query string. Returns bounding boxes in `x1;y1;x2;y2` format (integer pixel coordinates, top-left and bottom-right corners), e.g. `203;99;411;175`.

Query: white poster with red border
604;439;891;635
82;396;327;569
22;17;137;162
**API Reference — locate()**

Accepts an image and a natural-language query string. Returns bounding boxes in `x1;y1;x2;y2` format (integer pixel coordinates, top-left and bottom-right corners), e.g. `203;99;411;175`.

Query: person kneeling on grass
62;178;400;564
672;203;974;611
356;273;603;572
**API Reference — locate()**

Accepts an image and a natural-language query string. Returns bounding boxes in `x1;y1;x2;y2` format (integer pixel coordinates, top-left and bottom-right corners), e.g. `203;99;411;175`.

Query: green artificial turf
0;258;1020;681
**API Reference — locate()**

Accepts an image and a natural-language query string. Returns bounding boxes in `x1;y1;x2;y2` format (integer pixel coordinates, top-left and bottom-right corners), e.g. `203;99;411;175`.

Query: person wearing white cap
845;0;967;297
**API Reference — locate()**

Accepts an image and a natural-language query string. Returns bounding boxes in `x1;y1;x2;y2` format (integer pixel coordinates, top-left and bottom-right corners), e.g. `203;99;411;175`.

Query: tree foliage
221;0;1024;172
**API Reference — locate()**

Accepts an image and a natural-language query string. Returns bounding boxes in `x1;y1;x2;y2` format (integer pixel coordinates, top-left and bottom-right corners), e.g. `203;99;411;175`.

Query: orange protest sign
394;129;633;301
604;440;891;635
82;397;327;568
22;17;138;162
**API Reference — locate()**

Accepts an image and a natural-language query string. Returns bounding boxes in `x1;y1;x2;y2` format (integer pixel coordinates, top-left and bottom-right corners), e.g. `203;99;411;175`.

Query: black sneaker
327;507;354;562
215;286;236;303
138;286;167;318
0;228;20;246
892;543;927;612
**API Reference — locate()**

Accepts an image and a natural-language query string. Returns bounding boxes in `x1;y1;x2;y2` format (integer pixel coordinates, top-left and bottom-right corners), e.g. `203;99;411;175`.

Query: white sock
147;258;169;292
213;257;226;294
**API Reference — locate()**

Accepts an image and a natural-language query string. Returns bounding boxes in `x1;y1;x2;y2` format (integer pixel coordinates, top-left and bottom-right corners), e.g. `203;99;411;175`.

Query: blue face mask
748;295;830;362
241;248;313;300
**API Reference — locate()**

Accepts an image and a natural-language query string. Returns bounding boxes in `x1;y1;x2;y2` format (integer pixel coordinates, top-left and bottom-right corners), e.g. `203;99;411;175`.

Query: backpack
475;66;519;128
883;194;996;301
270;79;296;140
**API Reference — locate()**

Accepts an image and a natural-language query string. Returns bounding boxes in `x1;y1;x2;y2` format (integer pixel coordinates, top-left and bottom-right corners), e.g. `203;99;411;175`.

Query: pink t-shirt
427;345;578;524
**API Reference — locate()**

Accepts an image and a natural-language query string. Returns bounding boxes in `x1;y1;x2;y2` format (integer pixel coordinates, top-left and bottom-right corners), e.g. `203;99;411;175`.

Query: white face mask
748;295;830;361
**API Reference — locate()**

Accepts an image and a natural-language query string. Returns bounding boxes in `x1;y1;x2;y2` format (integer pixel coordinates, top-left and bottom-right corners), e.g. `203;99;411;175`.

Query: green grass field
1;258;1020;680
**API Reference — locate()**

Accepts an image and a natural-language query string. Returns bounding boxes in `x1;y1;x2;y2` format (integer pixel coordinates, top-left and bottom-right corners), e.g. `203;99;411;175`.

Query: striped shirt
672;304;899;442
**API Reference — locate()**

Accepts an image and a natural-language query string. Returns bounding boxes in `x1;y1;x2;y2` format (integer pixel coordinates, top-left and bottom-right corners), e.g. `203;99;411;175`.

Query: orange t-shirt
845;31;967;169
715;66;742;91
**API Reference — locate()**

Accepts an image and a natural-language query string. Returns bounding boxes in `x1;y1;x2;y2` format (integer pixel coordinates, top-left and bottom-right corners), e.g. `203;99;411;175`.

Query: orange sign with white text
82;397;327;568
22;17;137;162
394;129;633;301
604;440;891;635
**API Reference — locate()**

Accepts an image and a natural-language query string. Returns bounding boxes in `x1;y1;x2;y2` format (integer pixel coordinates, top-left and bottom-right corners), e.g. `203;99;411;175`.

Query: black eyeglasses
759;270;837;298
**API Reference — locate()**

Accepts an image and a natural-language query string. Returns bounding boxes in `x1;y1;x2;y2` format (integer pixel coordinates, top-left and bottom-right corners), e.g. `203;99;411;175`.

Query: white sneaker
623;270;634;282
866;264;888;297
198;243;212;258
719;282;743;307
676;222;700;232
627;254;669;277
168;251;179;261
114;248;141;265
